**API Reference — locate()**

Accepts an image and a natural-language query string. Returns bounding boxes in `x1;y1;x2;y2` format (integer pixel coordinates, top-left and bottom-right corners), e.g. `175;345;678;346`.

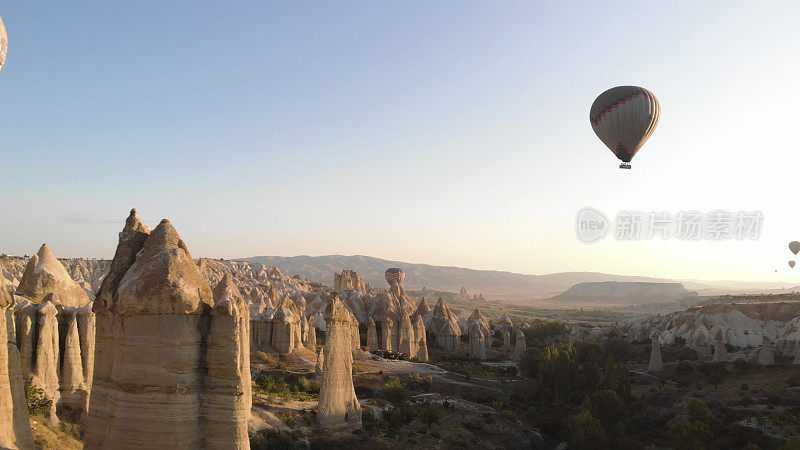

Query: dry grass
30;415;83;450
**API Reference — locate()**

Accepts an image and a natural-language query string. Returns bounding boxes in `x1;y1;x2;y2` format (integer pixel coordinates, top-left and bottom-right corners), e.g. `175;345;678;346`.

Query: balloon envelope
790;241;800;255
0;17;7;73
384;268;405;285
790;261;796;269
590;86;660;163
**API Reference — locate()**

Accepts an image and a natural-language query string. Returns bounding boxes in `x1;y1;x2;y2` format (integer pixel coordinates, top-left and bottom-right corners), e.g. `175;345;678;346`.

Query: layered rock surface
85;211;250;449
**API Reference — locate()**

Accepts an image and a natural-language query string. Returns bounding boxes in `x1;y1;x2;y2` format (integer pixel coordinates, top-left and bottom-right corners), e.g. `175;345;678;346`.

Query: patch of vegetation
381;378;411;404
250;429;304;450
253;373;319;401
25;377;52;417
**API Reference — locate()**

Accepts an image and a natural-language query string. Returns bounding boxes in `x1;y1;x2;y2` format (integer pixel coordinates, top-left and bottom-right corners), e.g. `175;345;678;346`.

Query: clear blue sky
2;2;799;281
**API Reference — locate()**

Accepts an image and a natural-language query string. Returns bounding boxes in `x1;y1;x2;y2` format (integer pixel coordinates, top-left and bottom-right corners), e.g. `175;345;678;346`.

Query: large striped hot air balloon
384;268;405;285
590;86;660;169
0;16;7;74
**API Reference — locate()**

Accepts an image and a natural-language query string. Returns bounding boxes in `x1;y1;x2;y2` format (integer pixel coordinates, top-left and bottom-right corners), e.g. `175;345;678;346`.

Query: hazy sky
2;2;799;282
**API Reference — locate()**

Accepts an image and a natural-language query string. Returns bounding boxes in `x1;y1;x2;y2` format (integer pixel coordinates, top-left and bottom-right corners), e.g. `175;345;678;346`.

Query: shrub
669;420;712;450
741;383;750;391
408;373;434;392
24;378;52;417
568;409;608;449
250;430;302;450
381;378;411;404
733;359;753;371
420;406;441;425
676;361;694;376
787;373;800;387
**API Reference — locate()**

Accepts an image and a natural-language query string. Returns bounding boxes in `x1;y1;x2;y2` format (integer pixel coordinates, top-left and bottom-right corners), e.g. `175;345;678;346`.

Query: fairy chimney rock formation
16;244;90;307
306;315;317;351
315;347;325;372
469;321;486;360
366;318;379;349
33;299;60;423
712;328;727;362
85;214;251;449
412;297;433;328
317;297;362;430
206;273;252;449
514;330;527;361
398;310;415;356
0;274;34;449
413;314;429;361
349;310;361;352
648;333;663;372
381;317;394;351
757;335;775;366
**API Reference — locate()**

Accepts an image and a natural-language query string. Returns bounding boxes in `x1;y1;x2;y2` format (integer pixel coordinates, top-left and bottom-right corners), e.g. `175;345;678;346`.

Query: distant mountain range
239;254;800;301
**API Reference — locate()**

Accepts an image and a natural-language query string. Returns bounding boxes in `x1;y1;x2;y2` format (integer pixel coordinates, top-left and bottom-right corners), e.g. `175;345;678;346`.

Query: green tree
586;390;627;431
381;378;411;404
568;409;609;450
668;398;713;450
668;420;712;450
779;437;800;450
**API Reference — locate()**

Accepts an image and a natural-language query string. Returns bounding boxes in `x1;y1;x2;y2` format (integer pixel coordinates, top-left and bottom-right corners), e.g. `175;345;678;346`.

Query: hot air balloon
790;261;796;269
790;241;800;255
590;86;660;169
384;268;405;285
0;16;7;74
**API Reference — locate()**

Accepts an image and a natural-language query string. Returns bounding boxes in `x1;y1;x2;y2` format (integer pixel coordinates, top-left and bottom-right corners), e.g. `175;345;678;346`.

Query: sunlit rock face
85;211;250;449
317;296;361;430
622;302;800;363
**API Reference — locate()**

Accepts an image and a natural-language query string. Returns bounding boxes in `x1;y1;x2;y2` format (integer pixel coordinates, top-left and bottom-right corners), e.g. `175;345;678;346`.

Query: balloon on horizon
790;261;796;269
384;267;405;285
590;86;660;170
790;241;800;255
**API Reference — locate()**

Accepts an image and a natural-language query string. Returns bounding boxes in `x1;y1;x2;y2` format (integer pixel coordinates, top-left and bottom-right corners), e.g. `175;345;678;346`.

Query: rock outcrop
333;270;366;292
317;296;361;430
0;275;34;449
85;213;251;449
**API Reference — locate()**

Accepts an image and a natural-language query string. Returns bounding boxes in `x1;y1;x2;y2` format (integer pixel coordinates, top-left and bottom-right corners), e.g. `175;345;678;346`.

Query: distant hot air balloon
590;86;660;169
790;261;796;269
0;16;7;74
790;241;800;255
384;268;405;285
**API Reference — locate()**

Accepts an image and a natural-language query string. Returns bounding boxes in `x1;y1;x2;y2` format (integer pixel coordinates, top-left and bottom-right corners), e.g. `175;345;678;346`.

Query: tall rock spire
317;296;361;430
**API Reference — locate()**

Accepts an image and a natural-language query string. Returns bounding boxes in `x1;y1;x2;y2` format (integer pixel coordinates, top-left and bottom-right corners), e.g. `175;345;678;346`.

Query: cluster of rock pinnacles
0;208;533;449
